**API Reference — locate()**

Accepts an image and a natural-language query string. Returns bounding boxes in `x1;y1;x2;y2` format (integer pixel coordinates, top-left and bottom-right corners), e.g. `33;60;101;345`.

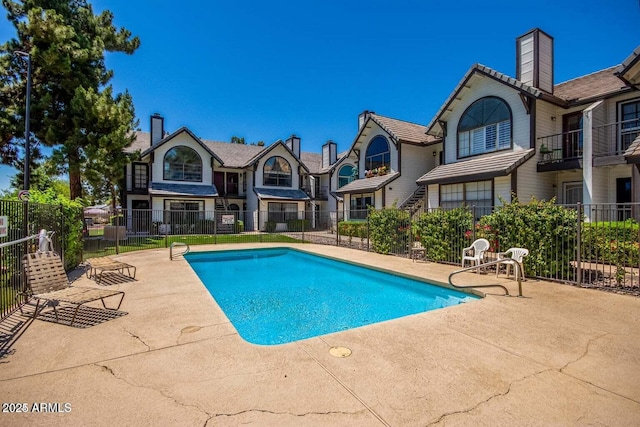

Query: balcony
301;185;329;200
537;118;640;172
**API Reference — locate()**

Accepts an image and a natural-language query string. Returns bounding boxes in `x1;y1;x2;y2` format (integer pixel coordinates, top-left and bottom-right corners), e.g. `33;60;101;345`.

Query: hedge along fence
476;197;579;280
337;220;368;247
412;207;473;264
367;206;411;255
581;220;640;268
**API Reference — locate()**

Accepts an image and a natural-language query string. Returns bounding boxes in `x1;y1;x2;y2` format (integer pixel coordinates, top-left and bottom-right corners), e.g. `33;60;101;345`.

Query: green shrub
413;207;473;263
581;220;639;267
25;188;84;269
477;196;578;277
236;220;244;233
265;221;277;232
338;221;367;246
287;219;310;231
367;205;410;255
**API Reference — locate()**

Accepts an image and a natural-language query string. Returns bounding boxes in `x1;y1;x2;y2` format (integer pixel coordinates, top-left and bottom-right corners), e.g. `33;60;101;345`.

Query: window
440;181;492;218
350;193;373;219
620;99;640;151
263;156;292;187
268;202;298;222
132;163;148;189
458;97;512;158
163;146;202;182
563;182;582;205
338;165;356;188
365;136;390;171
163;199;204;231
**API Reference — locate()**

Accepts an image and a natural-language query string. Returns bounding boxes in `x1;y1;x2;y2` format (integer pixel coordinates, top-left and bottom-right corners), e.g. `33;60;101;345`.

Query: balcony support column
582;108;594;205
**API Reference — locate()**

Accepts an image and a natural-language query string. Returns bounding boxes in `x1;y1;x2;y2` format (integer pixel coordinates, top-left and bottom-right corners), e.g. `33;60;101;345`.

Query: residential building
336;111;441;220
122;114;344;232
418;28;640;220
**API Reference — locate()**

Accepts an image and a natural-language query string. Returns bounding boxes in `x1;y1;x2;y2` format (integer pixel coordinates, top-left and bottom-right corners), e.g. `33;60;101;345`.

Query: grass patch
83;233;304;260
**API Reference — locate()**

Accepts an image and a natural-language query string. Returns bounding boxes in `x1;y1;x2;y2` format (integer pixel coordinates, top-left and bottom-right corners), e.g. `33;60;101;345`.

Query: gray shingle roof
149;183;219;197
554;66;628;103
369;114;437;145
254;188;310;200
202;140;265;168
416;150;535;185
336;172;400;194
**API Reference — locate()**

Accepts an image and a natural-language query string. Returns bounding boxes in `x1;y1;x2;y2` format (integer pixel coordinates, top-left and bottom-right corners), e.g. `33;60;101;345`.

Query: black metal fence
0;200;66;319
2;200;639;320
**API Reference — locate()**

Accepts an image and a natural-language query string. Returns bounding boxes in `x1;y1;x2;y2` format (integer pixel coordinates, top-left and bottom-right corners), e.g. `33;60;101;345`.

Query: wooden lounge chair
21;251;125;326
85;257;136;284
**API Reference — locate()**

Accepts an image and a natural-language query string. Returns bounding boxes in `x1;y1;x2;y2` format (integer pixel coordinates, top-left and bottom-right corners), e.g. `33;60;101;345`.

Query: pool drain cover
329;346;352;358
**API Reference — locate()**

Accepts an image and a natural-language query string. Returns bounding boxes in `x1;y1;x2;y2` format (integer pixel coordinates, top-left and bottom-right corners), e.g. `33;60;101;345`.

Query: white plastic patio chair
496;247;529;280
461;238;490;272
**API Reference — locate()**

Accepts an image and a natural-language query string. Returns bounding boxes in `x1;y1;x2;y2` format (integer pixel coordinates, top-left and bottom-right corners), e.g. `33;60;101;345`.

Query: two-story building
122;114;345;232
417;28;640;220
336;111;441;220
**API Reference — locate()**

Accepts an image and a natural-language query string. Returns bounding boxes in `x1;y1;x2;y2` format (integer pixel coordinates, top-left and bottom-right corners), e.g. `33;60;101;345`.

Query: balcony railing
538;129;583;164
301;185;329;199
593;118;640;157
538;118;640;166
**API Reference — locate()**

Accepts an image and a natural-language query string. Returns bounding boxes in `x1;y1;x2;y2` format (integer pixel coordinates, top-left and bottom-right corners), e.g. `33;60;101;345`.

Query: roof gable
140;127;224;165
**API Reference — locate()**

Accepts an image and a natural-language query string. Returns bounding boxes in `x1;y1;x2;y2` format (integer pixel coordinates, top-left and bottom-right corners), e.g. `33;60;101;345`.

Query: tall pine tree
0;0;140;199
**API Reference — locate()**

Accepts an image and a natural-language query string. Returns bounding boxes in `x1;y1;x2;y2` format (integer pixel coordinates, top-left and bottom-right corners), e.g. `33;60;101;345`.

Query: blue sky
1;0;639;192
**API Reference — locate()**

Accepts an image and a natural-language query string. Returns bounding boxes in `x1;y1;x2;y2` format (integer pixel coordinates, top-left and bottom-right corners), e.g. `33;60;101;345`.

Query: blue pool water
185;248;478;345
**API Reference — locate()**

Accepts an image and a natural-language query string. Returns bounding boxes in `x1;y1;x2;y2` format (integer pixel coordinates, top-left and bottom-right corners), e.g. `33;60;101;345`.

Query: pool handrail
448;258;522;297
170;242;190;260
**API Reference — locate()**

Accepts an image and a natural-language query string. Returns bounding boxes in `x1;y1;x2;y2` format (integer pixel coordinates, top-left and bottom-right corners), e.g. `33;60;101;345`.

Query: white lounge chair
496;248;529;280
461;238;490;272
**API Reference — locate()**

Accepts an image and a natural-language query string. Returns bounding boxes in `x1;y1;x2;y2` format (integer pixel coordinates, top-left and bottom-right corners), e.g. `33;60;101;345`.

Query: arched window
338;164;356;188
365;136;390;171
263;156;292;187
164;146;203;182
457;97;512;158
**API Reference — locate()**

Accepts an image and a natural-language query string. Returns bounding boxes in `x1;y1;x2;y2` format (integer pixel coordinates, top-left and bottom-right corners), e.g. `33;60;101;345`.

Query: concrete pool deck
1;243;639;426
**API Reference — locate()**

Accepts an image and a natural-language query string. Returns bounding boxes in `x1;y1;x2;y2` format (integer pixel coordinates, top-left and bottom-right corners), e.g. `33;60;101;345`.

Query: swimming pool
185;248;479;345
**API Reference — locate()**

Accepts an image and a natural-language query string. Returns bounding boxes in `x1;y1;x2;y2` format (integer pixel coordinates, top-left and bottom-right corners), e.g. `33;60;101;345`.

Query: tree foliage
0;0;140;199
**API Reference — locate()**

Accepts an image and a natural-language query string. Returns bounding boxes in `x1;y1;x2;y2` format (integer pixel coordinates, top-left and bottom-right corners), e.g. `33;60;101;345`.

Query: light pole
15;51;31;191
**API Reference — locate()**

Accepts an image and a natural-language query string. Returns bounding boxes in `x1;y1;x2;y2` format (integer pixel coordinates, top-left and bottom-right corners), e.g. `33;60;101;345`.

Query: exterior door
616;177;632;221
226;172;239;196
563;112;583;159
214;172;225;196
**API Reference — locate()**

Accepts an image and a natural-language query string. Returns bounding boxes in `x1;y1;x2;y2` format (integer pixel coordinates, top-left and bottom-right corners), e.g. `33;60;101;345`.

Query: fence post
471;206;477;240
576;202;582;287
115;208;120;254
22;200;29;256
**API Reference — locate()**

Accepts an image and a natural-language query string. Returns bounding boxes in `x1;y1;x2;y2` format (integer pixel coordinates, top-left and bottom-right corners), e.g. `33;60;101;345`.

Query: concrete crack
426;368;552;426
207;408;367;423
559;332;608;373
94;363;213;421
123;328;151;351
